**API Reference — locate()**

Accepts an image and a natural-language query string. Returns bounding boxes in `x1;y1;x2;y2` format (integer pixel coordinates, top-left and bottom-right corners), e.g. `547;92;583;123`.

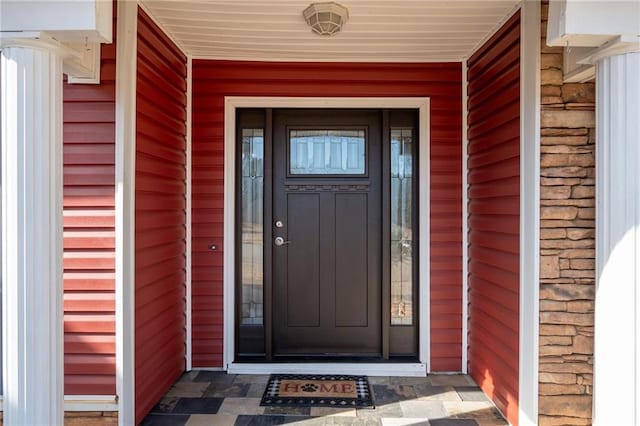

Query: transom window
289;129;366;175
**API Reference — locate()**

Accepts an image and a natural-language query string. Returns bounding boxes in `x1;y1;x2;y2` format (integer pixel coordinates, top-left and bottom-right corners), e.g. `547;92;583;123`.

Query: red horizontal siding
192;60;463;371
61;4;117;396
135;7;188;424
64;375;118;395
467;11;520;426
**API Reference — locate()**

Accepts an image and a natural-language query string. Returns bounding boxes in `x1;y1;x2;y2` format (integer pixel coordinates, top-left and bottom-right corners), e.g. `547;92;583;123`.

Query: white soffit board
139;0;520;62
1;0;112;42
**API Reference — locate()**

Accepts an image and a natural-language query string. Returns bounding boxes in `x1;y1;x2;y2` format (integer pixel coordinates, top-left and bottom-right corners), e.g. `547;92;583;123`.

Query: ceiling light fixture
303;2;349;36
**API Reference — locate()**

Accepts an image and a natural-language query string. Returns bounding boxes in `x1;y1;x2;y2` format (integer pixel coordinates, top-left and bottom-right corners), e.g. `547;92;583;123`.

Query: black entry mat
261;374;374;408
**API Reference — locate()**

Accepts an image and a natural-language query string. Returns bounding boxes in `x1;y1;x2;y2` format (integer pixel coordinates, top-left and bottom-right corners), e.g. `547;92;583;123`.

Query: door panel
335;193;368;327
273;109;382;357
286;193;320;327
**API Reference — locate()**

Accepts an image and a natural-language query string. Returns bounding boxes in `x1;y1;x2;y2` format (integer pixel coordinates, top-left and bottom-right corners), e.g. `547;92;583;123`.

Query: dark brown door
272;110;382;357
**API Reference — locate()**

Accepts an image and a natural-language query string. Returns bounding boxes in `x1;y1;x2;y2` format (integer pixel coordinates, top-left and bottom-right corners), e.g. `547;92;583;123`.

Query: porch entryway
141;372;508;425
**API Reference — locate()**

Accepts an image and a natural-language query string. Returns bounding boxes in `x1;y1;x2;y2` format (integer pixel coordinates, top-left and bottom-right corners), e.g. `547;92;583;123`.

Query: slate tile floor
141;371;509;426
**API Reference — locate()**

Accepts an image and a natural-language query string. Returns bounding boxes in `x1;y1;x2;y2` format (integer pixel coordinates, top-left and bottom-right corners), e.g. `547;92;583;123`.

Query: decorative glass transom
290;129;366;175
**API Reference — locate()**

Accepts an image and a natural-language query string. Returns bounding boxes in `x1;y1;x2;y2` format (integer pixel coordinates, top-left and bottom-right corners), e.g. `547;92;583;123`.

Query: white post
593;48;640;425
115;1;138;423
519;2;541;426
1;43;64;425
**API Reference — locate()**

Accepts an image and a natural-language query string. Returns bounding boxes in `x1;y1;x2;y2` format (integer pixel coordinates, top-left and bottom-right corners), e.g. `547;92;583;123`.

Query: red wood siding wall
62;7;117;395
135;8;188;423
467;11;520;425
192;61;463;371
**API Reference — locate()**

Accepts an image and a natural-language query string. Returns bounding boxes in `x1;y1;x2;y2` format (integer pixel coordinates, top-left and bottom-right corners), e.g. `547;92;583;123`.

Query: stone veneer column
1;43;64;424
538;4;596;425
592;48;640;425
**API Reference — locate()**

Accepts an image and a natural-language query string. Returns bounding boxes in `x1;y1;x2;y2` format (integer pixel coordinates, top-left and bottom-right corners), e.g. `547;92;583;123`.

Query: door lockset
274;236;290;246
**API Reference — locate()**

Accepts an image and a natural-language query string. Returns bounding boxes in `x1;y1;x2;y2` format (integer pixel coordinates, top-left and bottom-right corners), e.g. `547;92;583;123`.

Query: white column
1;43;64;425
593;49;640;425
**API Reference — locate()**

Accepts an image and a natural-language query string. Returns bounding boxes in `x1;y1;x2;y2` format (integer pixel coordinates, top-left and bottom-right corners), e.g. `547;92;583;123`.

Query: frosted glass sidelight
240;129;264;325
290;129;365;174
390;129;414;325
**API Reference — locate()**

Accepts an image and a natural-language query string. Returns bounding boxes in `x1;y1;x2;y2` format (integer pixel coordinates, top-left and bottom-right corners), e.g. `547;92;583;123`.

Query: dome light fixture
303;2;349;36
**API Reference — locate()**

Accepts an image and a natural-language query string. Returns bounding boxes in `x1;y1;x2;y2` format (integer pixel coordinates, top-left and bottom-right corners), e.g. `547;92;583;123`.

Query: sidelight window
390;128;414;325
240;128;264;325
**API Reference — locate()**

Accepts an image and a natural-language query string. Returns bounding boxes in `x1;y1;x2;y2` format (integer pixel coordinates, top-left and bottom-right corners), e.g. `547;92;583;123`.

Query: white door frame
222;97;430;376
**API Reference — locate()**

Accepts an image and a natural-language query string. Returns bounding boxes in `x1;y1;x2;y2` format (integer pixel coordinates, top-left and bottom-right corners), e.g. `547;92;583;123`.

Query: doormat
261;374;374;408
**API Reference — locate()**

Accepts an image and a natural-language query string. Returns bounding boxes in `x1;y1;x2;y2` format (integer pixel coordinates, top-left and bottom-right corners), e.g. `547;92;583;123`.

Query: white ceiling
140;0;520;62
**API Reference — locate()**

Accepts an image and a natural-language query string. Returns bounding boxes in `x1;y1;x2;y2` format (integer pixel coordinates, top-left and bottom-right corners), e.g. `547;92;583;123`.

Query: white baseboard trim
63;395;118;412
227;363;427;377
193;367;225;372
0;395;118;412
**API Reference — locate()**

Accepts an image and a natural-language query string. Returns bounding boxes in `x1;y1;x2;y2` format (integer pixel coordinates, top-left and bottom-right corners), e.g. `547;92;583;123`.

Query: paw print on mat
301;383;319;392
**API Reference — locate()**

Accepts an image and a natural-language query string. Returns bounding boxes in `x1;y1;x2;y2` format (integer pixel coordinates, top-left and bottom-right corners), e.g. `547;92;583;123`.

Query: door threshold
226;362;427;376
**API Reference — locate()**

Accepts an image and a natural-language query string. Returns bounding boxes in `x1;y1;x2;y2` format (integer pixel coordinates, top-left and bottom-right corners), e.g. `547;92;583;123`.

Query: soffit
140;0;520;62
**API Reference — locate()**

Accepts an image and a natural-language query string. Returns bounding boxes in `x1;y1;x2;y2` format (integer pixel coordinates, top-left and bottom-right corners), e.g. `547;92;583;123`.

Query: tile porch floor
141;371;509;426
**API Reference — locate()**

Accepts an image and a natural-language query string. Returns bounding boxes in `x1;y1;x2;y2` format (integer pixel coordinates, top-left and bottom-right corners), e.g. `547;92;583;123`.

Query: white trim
0;32;101;85
223;96;431;371
518;2;541;426
192;54;465;63
225;97;430;110
0;396;118;413
137;0;189;55
66;42;101;84
190;367;225;372
185;55;193;371
0;32;82;59
465;3;522;61
222;98;236;371
228;363;426;377
1;40;64;426
583;35;640;65
417;100;431;371
461;59;469;375
115;1;138;425
61;396;119;412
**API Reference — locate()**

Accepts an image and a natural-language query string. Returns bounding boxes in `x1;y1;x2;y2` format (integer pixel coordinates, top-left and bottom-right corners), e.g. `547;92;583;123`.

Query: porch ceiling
140;0;520;62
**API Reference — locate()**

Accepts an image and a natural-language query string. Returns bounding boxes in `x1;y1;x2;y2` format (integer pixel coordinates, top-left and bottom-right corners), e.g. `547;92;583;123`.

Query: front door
235;107;419;361
272;110;382;357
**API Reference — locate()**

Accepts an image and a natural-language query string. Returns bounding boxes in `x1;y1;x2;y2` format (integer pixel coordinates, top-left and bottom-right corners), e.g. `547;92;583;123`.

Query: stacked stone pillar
538;4;595;425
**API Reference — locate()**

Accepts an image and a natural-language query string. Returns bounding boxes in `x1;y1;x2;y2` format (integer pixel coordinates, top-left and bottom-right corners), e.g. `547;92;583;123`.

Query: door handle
274;236;290;247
